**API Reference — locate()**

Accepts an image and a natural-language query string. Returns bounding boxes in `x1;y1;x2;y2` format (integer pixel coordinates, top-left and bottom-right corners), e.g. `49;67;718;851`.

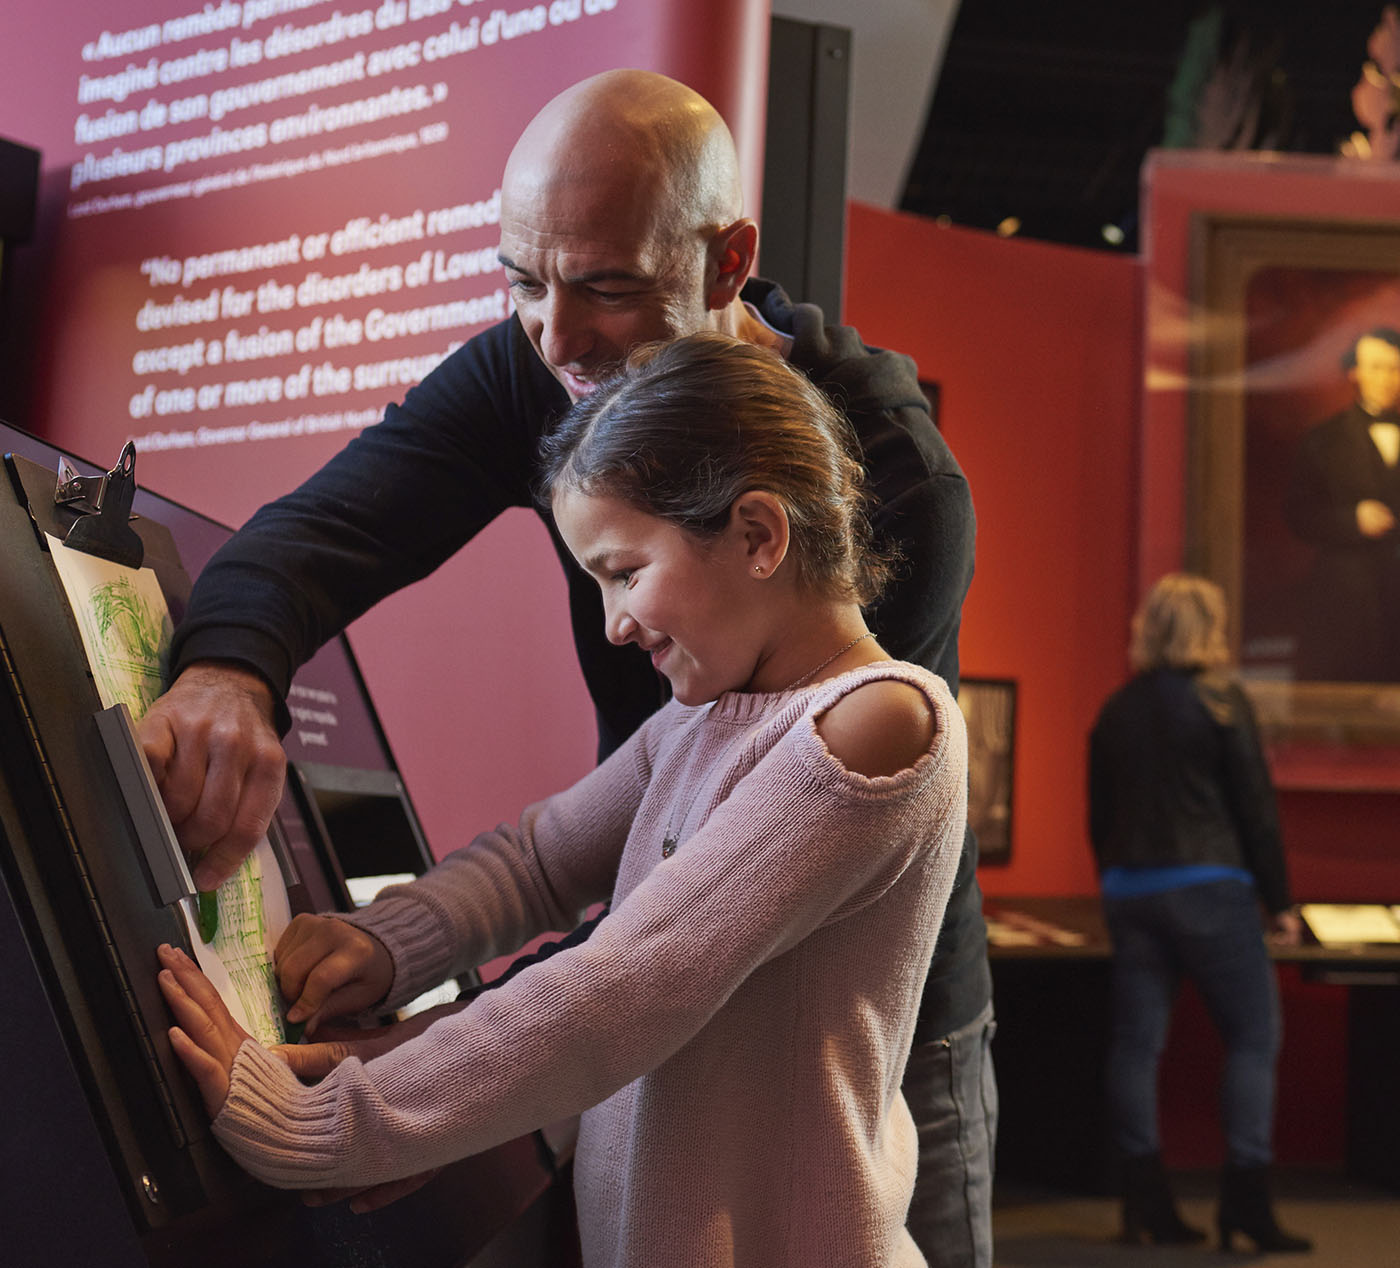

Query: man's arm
143;320;565;879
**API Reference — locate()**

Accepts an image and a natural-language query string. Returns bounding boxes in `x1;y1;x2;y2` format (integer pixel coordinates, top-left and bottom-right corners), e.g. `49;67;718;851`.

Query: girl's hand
274;914;394;1035
267;1005;462;1215
156;942;251;1116
271;1000;466;1081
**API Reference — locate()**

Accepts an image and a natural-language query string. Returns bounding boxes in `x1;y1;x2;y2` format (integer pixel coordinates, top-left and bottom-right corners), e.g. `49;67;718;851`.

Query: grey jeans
902;1001;998;1268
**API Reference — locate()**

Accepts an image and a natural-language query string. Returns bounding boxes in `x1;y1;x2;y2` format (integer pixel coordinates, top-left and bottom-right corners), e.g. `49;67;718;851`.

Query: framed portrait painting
1188;213;1400;750
957;677;1016;865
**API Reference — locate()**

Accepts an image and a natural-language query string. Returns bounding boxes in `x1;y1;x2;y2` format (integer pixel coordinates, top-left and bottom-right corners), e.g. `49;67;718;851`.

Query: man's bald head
504;69;744;247
496;71;769;401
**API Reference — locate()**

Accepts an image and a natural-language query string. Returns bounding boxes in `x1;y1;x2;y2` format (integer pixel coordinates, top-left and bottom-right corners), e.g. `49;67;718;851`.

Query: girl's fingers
168;1025;232;1117
156;943;251;1117
159;943;227;1012
158;964;214;1039
158;945;248;1035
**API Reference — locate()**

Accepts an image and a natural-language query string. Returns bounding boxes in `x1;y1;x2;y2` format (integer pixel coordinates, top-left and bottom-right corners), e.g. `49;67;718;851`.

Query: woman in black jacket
1088;573;1309;1254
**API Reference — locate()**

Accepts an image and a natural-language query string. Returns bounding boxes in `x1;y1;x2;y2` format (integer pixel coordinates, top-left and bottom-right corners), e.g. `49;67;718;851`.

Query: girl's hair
538;331;891;605
1129;572;1230;672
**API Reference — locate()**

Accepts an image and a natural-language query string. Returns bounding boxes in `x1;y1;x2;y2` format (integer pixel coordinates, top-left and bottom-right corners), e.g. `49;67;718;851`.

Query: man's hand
1356;498;1396;538
139;662;286;890
157;942;252;1116
275;914;396;1034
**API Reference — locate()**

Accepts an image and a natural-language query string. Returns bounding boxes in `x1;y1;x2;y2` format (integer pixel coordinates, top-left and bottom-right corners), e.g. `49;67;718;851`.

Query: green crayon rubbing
196;889;219;942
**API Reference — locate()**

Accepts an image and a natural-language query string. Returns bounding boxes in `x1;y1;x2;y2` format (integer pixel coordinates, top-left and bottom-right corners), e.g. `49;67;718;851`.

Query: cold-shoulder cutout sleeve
814;674;938;777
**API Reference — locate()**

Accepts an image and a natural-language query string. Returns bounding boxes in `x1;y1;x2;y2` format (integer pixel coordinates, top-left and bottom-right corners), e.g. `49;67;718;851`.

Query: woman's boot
1119;1153;1206;1245
1217;1163;1312;1253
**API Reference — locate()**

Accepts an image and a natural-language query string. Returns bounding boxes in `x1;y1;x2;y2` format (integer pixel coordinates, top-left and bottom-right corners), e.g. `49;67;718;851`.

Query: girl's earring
753;565;764;575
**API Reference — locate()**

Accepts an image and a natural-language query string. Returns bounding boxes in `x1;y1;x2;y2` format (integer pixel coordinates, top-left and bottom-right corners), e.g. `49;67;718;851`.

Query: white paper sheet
1299;903;1400;946
45;532;171;715
178;841;291;1045
46;531;292;1043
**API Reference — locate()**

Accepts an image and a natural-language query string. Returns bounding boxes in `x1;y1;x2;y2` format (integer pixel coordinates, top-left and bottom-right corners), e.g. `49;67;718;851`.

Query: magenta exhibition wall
0;0;771;860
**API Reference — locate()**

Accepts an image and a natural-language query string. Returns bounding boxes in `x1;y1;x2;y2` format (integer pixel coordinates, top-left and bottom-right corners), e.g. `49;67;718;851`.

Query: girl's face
553;487;762;705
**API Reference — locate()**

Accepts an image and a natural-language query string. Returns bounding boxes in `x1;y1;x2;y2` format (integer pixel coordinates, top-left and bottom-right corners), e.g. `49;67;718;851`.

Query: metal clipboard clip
55;440;144;568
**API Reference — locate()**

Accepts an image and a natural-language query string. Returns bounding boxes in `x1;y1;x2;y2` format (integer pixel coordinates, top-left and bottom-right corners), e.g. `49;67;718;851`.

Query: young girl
158;332;968;1267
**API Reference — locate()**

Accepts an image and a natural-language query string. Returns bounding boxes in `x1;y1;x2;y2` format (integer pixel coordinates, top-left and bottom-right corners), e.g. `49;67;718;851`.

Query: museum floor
993;1168;1399;1266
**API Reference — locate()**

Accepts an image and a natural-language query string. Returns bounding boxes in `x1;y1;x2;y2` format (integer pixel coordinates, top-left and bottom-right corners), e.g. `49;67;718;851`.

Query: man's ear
728;490;789;576
706;219;758;310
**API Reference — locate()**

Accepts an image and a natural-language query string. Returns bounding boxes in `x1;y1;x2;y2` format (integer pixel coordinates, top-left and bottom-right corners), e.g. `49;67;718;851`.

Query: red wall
841;199;1358;1169
844;203;1141;898
846;194;1400;908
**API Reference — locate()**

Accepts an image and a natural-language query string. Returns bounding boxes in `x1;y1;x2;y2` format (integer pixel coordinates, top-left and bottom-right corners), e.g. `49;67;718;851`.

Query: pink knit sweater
214;662;967;1267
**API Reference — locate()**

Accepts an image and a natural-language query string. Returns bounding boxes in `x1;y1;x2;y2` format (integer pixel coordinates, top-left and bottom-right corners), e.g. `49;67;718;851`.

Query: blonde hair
1129;573;1230;672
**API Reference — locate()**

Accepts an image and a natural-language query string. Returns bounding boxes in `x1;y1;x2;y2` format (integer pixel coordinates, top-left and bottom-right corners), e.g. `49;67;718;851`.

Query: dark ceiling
901;0;1392;251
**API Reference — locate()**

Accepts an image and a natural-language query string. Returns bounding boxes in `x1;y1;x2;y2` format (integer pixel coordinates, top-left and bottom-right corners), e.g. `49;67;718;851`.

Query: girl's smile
552;487;770;706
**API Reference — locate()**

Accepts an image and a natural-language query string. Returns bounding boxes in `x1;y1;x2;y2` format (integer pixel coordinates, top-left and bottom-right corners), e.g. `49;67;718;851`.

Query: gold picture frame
958;677;1016;865
1188;212;1400;753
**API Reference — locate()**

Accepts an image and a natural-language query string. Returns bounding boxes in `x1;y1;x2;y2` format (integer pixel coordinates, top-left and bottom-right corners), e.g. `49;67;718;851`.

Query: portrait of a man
1282;328;1400;683
1187;216;1400;750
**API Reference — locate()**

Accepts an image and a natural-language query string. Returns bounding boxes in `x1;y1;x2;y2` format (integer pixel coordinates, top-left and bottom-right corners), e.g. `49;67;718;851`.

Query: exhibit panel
0;0;773;893
0;422;548;1266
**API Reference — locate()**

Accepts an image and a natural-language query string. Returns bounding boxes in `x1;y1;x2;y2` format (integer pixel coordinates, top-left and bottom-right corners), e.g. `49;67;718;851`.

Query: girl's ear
728;491;790;578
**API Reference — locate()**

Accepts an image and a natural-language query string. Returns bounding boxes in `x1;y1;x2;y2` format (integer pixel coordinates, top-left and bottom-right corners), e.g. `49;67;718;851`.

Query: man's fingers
175;736;286;881
139;711;176;785
139;663;286;879
180;749;286;888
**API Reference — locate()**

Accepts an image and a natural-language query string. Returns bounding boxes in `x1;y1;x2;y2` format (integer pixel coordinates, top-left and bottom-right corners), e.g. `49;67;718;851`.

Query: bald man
143;70;991;1266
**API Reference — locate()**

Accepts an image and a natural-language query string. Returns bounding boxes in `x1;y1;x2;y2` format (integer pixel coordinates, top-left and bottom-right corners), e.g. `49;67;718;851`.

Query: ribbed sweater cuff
337;895;455;1011
213;1040;347;1188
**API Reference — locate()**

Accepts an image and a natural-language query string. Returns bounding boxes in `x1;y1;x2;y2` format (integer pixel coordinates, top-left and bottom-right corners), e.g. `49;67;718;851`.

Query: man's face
498;173;714;401
1350;336;1400;415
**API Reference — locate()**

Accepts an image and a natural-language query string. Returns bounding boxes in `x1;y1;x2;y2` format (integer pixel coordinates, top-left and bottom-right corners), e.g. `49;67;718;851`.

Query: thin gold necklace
780;631;874;692
660;632;874;859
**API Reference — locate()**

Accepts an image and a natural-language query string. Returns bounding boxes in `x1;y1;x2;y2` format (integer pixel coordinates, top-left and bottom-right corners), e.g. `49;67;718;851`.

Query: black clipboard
0;444;255;1223
0;434;557;1264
